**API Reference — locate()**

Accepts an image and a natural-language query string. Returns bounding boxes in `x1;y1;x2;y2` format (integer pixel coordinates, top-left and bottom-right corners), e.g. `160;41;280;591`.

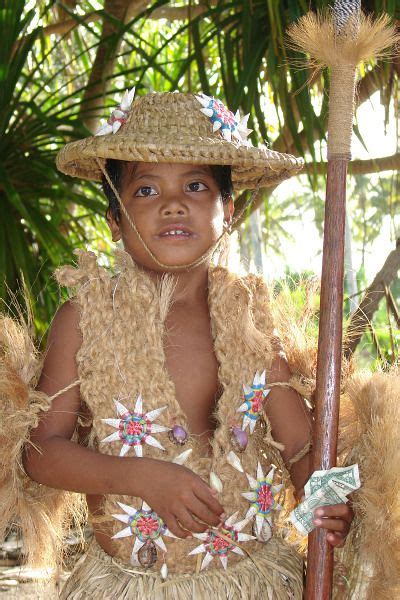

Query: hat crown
56;90;304;189
124;92;231;143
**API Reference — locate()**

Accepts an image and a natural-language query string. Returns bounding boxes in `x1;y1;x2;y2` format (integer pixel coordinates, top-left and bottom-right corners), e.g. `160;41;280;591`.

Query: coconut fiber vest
55;249;296;577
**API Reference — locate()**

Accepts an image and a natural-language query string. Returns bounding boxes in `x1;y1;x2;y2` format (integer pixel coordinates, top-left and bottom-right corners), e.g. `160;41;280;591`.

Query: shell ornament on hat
56;87;303;191
195;93;252;144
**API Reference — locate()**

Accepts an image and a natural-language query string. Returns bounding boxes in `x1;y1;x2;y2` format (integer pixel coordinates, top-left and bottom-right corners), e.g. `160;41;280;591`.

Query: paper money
289;480;348;535
304;464;360;498
289;463;361;536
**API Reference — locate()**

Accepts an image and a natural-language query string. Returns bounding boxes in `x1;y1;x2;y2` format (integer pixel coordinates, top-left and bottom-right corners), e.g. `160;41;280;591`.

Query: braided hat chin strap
97;158;261;271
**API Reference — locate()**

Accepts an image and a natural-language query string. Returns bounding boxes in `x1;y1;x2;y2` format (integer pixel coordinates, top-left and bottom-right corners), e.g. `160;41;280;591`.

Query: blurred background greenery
0;0;399;365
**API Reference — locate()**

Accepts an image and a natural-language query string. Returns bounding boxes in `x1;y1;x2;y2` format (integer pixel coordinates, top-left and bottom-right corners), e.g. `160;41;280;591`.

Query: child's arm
23;301;224;539
266;353;353;547
266;353;313;497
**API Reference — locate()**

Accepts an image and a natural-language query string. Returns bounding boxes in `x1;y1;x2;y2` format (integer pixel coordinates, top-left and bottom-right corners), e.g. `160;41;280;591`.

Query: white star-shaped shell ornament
237;370;270;433
101;395;168;457
242;463;283;540
195;93;252;145
95;86;135;136
112;500;176;573
188;513;255;571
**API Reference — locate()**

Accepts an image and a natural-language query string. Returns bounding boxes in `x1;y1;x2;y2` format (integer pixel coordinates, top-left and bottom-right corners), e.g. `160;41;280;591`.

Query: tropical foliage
0;0;398;360
1;1;106;333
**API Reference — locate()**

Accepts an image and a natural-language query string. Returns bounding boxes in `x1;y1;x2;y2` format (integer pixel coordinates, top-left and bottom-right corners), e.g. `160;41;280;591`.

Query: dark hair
102;159;233;223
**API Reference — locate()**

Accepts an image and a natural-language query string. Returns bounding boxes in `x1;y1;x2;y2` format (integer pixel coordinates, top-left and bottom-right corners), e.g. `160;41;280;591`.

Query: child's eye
135;186;157;197
186;181;208;192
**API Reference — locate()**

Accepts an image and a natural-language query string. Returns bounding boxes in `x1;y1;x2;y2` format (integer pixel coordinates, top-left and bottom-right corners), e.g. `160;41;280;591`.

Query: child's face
107;162;233;272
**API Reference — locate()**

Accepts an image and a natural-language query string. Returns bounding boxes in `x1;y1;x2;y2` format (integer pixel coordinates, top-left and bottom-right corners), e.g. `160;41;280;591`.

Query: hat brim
56;133;303;192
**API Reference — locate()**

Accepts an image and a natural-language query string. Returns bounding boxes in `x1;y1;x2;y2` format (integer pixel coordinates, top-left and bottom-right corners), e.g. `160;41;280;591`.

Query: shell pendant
138;541;158;568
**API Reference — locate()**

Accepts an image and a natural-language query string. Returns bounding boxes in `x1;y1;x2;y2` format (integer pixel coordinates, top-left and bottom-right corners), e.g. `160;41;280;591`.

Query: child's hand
313;503;354;547
138;460;225;539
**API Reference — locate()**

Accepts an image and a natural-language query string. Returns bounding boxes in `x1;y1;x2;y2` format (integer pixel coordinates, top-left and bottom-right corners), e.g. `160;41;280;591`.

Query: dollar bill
304;464;360;499
289;480;348;536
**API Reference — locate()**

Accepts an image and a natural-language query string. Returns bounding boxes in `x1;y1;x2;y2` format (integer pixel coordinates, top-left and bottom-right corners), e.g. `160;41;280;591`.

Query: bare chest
164;306;220;444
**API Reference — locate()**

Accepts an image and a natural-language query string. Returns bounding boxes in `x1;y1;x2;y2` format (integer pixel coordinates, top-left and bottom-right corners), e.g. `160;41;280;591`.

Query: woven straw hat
56;91;303;191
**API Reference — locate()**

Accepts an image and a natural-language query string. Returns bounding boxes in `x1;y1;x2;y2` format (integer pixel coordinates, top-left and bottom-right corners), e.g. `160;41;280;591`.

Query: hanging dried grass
0;313;86;574
269;279;319;400
60;536;303;599
287;12;399;70
336;369;400;599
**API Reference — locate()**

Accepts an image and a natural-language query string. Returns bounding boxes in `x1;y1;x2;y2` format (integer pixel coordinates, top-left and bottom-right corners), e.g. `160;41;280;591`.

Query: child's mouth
157;225;194;240
161;230;191;238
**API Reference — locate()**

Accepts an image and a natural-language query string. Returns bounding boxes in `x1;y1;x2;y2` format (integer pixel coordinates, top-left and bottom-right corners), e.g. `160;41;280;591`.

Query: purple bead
231;426;248;452
169;425;188;446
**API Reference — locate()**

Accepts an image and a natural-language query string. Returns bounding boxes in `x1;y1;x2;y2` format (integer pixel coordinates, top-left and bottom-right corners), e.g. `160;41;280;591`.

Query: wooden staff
287;3;398;597
307;4;360;596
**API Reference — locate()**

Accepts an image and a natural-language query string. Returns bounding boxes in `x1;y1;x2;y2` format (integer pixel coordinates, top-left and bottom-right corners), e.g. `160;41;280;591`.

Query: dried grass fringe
335;369;400;599
60;537;303;600
270;280;318;403
0;313;86;573
286;12;399;69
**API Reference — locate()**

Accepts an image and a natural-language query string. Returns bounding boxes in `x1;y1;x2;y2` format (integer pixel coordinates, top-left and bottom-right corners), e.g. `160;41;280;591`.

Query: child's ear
106;209;121;242
223;196;234;226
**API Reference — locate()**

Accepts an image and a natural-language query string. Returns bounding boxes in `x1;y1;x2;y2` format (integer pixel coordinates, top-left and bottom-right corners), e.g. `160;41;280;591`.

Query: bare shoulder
34;300;82;440
268;351;292;383
47;298;82;349
39;298;82;394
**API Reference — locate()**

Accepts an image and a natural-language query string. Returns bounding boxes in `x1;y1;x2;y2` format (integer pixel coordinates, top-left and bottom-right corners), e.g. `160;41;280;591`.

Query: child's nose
160;195;188;217
162;206;186;216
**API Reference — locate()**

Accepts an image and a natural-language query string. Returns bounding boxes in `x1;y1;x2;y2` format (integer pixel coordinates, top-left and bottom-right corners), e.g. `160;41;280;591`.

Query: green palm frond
1;0;398;339
0;1;106;333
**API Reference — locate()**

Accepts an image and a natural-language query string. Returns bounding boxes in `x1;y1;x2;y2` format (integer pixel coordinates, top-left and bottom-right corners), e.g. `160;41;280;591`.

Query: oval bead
231;426;248;452
169;425;188;445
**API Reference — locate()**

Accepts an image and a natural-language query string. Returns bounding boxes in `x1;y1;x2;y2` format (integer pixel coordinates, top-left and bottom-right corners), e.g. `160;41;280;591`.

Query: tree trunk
345;213;358;314
344;239;400;358
54;0;78;23
79;0;149;132
249;208;264;273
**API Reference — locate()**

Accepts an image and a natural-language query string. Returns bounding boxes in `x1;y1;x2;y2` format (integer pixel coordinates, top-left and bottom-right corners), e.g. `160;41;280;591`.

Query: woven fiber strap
286;440;312;467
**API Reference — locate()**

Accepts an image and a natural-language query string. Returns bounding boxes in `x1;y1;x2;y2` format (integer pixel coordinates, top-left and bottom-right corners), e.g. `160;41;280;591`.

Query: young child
20;91;353;598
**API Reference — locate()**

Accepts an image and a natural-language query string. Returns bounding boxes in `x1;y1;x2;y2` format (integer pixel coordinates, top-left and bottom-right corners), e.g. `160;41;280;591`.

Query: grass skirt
60;537;303;600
